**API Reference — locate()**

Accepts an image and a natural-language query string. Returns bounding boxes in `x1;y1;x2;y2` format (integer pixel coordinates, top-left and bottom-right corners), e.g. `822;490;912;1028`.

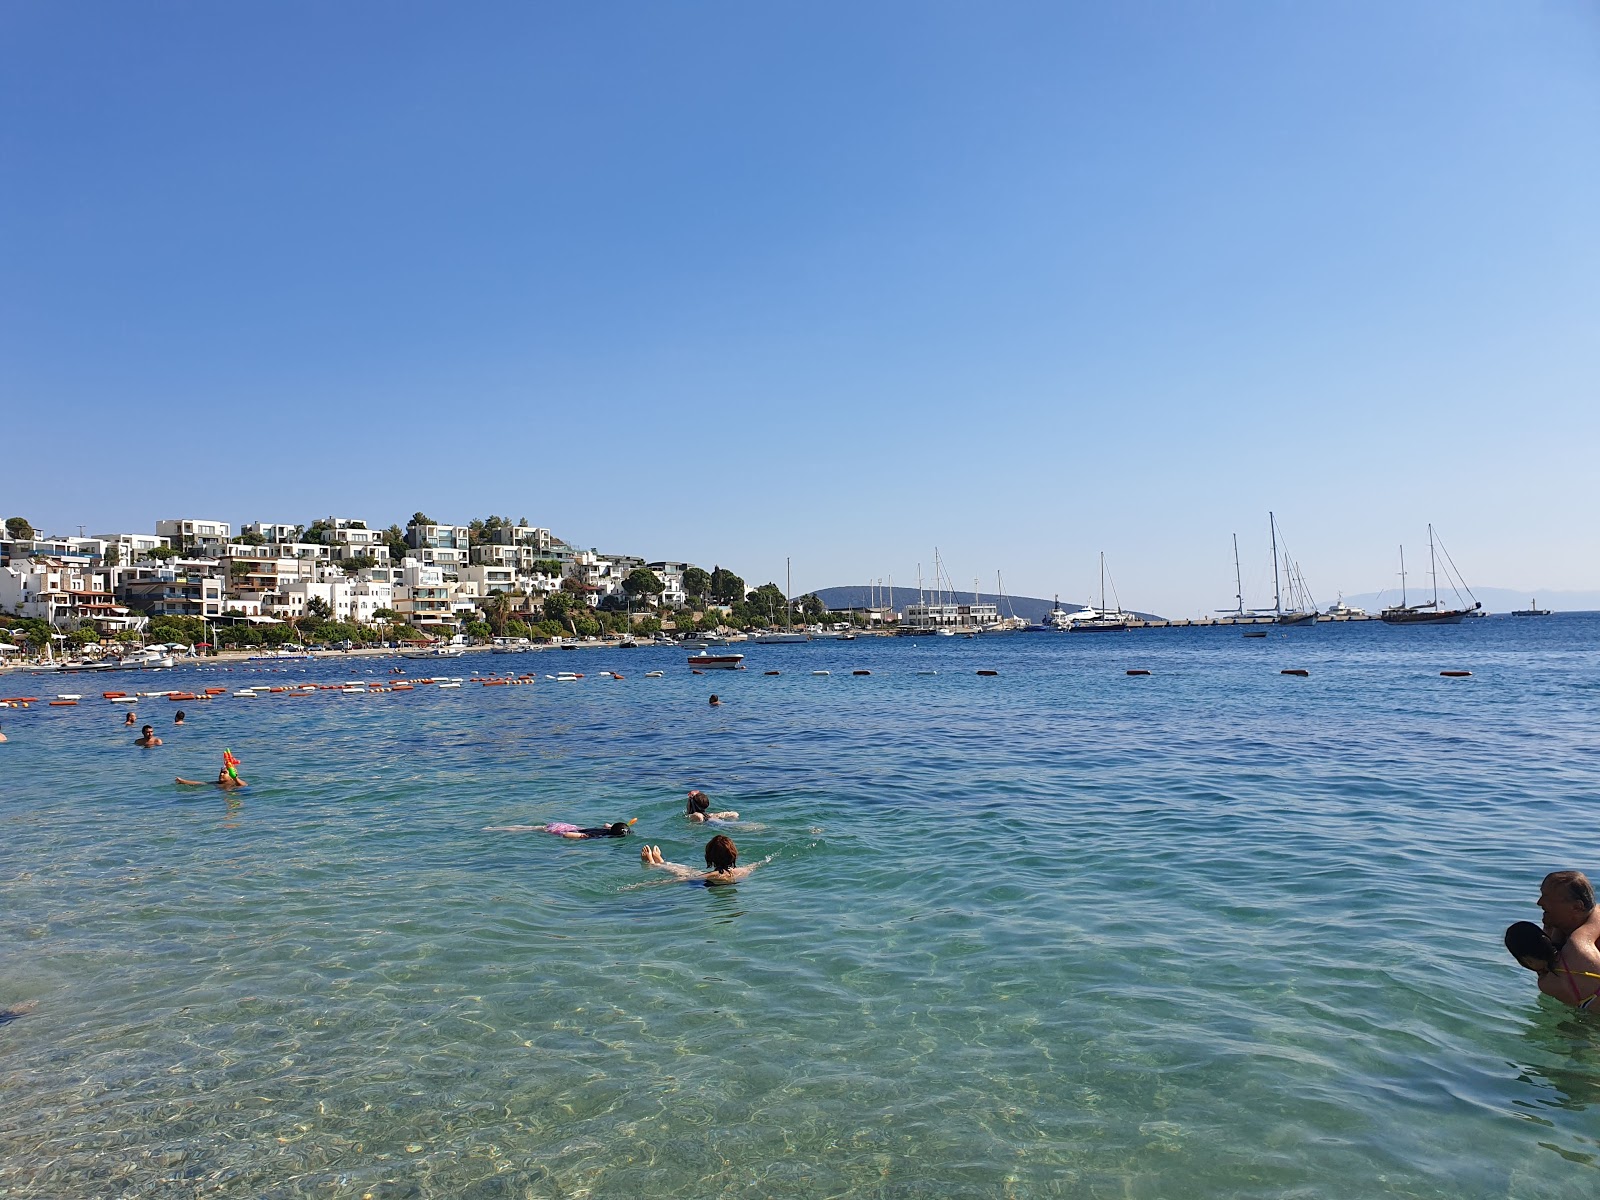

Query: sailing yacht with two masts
753;557;809;643
1380;526;1481;624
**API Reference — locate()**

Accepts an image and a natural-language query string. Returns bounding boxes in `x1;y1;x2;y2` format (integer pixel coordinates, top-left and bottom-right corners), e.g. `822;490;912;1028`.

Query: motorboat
399;645;465;659
688;651;745;670
490;637;533;654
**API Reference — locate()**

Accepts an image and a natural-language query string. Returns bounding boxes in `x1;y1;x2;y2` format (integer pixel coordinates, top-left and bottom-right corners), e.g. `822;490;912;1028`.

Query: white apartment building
321;517;391;564
392;560;454;631
240;522;301;544
156;518;232;554
648;562;692;609
94;532;171;563
0;558;136;631
458;564;517;595
275;574;394;625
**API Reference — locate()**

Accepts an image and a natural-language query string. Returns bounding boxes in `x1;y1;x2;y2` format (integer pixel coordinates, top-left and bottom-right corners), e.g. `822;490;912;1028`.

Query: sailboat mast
1099;551;1107;612
785;557;791;630
1270;513;1282;616
1428;525;1438;607
1399;546;1407;607
1233;533;1243;615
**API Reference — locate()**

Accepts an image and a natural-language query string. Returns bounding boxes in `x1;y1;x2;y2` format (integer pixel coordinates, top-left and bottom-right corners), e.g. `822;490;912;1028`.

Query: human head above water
174;711;185;723
1539;870;1596;936
705;834;737;872
1505;921;1558;972
141;725;154;736
608;822;632;836
686;790;710;815
708;694;720;706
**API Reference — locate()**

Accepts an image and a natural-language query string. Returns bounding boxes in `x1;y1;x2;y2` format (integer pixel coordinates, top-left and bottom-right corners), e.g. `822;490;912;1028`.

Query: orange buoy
1281;669;1309;678
691;669;704;675
392;684;413;691
1125;669;1150;676
49;699;77;706
1440;670;1472;678
204;688;227;695
102;691;127;699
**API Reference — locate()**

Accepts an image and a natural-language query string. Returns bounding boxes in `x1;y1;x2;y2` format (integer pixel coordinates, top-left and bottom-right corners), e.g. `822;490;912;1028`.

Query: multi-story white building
275;573;395;625
458;564;517;595
94;532;172;564
392;560;455;632
320;517;391;565
220;542;329;610
156;518;232;554
240;522;301;545
648;562;693;609
0;558;137;631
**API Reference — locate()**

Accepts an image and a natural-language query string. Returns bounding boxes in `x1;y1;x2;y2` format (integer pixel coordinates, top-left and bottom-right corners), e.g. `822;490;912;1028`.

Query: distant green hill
812;586;1164;624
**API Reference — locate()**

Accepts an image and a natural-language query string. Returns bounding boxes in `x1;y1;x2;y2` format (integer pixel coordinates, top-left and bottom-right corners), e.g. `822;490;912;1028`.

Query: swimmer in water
708;694;721;707
1505;920;1600;1009
176;766;247;789
486;820;637;839
0;722;6;743
174;710;186;725
124;710;137;726
685;789;738;823
640;834;762;885
135;725;162;747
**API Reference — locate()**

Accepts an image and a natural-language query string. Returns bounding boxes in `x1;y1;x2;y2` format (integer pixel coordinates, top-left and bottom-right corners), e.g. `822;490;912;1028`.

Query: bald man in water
1539;870;1600;1008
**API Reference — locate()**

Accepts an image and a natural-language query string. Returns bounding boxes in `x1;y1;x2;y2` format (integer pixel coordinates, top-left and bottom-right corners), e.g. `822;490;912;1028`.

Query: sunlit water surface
3;618;1600;1198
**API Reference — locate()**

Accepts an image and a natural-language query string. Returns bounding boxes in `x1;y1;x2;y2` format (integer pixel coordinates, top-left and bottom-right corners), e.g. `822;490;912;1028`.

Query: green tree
710;566;744;603
146;545;178;561
237;529;267;546
622;567;665;605
383;525;409;562
635;616;662;635
303;520;332;544
682;566;711;602
305;596;333;620
482;591;514;638
103;545;121;567
464;620;492;641
530;559;563;577
5;517;35;540
572;613;601;638
339;555;378;574
372;607;399;622
800;593;826;621
411;512;435;527
746;582;787;624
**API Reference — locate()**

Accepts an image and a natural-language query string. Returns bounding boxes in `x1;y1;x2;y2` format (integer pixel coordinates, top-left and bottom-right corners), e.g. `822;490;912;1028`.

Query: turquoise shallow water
3;618;1600;1198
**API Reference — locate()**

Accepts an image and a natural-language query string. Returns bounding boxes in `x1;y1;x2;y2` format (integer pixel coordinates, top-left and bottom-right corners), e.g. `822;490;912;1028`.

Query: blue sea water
2;617;1599;1198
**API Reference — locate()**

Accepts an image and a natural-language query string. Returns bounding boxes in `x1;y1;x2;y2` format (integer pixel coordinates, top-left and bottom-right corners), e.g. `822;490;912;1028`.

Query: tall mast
1099;551;1107;612
1270;513;1282;617
1399;546;1407;607
785;557;792;630
1233;533;1243;615
1428;525;1438;607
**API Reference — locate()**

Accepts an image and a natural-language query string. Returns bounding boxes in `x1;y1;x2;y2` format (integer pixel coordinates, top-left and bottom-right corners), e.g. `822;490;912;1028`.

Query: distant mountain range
812;586;1164;624
1337;588;1600;614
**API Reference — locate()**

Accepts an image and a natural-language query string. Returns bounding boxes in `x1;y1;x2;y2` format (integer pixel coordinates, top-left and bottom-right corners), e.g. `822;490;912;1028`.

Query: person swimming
1506;920;1600;1010
135;724;162;747
176;767;247;789
484;819;638;839
708;694;721;706
640;834;763;885
124;710;137;726
685;789;739;823
174;710;186;725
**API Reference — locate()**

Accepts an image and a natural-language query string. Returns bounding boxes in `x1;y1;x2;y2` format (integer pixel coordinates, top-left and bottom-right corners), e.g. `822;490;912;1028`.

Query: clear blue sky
4;2;1596;614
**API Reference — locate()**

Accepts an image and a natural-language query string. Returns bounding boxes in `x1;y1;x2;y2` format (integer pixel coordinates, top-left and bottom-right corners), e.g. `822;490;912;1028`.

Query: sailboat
1269;513;1317;625
753;558;809;643
1379;526;1481;624
1068;553;1134;632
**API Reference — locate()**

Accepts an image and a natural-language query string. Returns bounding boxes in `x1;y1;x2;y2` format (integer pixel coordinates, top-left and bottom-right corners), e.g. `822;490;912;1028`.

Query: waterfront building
392;560;455;632
898;600;1001;634
459;564;517;595
320;517;392;565
0;558;138;632
94;532;171;565
240;522;302;545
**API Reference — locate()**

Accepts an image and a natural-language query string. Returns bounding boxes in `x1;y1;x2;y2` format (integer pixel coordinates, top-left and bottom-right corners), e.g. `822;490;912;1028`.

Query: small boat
644;670;665;678
1511;600;1552;617
490;638;533;654
399;645;465;659
688;652;745;670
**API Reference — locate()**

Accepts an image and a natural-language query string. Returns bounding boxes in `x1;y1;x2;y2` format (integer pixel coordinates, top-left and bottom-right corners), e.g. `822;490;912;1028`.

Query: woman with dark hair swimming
684;789;739;823
640;834;764;885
